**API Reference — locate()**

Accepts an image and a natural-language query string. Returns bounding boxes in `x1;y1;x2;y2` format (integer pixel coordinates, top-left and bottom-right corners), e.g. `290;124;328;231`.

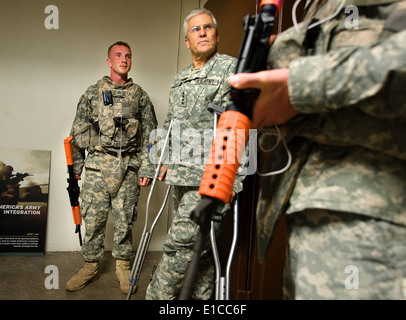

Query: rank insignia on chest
180;91;186;107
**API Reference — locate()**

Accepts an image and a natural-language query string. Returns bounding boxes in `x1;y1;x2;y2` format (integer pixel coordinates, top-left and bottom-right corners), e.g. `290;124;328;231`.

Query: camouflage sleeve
69;89;94;176
288;29;406;118
162;94;173;133
220;58;237;108
138;90;158;178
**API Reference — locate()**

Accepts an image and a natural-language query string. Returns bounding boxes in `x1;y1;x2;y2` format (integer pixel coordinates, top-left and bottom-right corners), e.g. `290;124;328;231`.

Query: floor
0;251;162;300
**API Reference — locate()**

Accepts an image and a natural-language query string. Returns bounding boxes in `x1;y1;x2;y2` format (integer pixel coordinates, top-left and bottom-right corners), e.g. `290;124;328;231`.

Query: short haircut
107;41;131;57
183;8;218;38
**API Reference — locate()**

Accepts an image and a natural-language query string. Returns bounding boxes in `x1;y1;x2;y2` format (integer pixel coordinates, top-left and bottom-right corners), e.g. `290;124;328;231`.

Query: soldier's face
185;14;219;59
107;45;132;76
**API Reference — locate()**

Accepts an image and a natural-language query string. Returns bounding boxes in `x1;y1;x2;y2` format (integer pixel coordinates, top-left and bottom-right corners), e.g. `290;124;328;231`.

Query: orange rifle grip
199;110;252;204
71;205;82;225
63;136;74;166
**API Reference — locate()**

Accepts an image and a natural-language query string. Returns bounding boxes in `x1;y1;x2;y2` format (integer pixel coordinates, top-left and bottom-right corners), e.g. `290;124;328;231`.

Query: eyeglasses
188;23;215;34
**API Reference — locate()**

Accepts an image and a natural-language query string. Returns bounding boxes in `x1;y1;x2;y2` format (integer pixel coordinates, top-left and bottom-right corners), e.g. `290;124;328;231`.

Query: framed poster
0;148;51;255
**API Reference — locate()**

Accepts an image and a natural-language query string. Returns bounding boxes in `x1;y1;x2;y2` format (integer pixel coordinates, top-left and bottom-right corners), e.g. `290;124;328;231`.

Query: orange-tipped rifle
179;0;284;300
64;136;82;246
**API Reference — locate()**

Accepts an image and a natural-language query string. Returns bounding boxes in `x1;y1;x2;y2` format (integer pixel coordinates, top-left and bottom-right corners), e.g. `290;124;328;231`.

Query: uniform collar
183;52;220;80
102;76;133;89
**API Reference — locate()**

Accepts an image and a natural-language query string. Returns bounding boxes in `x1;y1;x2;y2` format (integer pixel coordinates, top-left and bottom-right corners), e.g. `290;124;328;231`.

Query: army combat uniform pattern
70;76;157;262
257;0;406;299
146;53;242;300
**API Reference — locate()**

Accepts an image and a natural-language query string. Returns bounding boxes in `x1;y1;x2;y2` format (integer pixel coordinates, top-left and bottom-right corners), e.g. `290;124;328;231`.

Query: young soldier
66;41;157;295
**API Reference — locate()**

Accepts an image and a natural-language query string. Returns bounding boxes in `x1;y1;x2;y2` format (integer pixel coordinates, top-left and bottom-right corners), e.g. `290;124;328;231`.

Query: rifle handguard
198;111;251;204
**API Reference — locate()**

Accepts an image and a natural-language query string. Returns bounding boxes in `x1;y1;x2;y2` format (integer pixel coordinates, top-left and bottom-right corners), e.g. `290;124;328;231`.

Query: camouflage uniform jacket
256;0;406;261
162;52;244;193
70;76;158;178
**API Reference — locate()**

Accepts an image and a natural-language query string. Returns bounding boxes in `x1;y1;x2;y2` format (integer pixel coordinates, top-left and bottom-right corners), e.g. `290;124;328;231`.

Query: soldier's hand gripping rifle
64;136;83;246
179;0;284;300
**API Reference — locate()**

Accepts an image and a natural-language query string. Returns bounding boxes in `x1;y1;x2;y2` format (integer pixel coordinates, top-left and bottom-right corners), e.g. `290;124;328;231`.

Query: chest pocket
327;18;384;52
92;88;140;149
300;4;389;56
170;81;193;122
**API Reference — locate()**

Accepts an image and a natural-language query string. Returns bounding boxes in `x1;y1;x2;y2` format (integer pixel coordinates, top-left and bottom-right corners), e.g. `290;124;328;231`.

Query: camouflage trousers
79;167;140;262
284;209;406;299
145;185;231;300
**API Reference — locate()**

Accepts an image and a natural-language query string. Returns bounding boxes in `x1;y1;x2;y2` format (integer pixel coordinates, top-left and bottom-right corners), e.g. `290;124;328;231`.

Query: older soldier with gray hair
65;41;157;295
145;8;244;300
229;0;406;299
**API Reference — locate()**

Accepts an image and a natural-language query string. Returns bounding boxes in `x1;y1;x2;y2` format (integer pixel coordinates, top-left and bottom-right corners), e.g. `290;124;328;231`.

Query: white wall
0;0;203;252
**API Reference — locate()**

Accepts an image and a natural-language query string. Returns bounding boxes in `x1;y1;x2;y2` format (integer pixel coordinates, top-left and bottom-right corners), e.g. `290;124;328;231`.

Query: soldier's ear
184;37;190;49
106;58;112;68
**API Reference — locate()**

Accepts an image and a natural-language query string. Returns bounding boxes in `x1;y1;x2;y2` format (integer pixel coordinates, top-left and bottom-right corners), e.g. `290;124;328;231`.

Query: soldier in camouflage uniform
65;41;157;295
145;9;244;300
229;0;406;299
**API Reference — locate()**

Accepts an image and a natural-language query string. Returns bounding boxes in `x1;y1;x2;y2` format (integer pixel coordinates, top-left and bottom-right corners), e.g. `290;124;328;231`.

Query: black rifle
64;136;82;246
